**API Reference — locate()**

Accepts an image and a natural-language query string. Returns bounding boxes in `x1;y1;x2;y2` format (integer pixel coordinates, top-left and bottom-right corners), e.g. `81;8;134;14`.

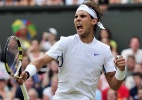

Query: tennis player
17;0;126;100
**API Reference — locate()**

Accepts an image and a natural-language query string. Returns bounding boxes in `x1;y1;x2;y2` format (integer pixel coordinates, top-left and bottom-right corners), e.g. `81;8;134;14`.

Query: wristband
25;71;30;79
25;64;37;77
115;68;125;80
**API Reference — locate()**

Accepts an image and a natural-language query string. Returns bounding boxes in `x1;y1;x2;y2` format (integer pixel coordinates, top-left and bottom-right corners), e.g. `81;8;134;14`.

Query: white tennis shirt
46;34;116;100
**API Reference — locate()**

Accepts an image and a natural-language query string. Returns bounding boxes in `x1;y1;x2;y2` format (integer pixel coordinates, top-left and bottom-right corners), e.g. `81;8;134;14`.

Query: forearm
108;55;126;91
30;58;46;72
25;54;54;78
109;76;123;91
105;68;125;91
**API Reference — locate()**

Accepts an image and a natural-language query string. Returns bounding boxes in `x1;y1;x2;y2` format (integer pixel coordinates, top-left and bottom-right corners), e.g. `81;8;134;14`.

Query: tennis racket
4;36;29;100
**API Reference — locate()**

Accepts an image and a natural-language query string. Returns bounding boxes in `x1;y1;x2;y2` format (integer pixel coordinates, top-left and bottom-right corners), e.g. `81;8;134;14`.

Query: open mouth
77;25;83;31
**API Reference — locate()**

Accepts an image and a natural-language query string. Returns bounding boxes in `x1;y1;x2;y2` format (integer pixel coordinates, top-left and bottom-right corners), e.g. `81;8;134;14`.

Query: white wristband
25;64;37;77
115;68;125;80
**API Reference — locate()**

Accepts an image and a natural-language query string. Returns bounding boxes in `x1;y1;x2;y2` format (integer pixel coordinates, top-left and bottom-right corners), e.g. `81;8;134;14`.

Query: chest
64;43;105;71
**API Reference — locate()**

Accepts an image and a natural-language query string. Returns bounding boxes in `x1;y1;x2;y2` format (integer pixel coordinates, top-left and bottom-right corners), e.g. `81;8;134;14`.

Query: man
130;72;142;100
121;36;142;64
138;87;142;100
17;0;126;100
125;55;136;77
43;74;58;100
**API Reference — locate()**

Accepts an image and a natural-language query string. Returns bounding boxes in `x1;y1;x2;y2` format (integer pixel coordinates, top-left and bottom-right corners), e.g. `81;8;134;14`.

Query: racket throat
14;61;22;78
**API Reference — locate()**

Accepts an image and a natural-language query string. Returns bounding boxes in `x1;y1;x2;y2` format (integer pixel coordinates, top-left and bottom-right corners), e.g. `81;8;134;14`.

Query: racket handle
20;84;29;100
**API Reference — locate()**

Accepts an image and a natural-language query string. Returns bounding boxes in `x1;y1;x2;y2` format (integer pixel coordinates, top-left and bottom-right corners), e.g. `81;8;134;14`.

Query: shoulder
59;34;77;42
110;40;117;44
0;61;4;66
58;34;77;47
138;49;142;52
96;40;110;50
121;48;131;53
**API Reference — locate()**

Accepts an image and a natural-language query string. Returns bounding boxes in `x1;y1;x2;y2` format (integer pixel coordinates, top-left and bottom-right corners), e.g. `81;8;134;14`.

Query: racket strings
6;37;19;76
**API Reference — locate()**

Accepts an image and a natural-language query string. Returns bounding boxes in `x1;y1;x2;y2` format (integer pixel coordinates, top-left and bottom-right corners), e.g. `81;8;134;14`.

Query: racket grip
20;84;29;100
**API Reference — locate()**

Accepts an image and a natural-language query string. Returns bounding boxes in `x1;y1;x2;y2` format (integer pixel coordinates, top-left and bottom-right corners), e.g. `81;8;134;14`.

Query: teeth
77;24;82;26
77;26;83;30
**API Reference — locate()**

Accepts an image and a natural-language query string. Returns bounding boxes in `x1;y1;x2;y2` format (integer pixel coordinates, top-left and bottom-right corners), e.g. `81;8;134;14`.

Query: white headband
76;4;105;29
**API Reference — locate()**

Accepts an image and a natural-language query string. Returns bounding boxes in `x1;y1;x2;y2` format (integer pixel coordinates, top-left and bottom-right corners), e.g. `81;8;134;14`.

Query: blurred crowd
0;0;142;100
0;24;142;100
0;0;142;7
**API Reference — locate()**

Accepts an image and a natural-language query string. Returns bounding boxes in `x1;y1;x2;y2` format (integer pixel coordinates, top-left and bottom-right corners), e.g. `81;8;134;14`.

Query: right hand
15;71;29;85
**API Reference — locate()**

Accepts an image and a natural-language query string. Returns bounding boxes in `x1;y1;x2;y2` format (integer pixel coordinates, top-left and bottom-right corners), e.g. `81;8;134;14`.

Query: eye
80;15;86;18
74;15;78;19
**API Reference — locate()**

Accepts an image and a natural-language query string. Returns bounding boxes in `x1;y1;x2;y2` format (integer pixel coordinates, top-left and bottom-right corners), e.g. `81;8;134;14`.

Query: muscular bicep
30;54;54;71
105;71;116;86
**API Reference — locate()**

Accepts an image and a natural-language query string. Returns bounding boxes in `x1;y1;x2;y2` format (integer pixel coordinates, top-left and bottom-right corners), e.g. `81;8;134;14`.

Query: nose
76;16;81;21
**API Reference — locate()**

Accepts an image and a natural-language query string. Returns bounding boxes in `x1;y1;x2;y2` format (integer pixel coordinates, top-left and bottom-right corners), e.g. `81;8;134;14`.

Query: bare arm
30;54;54;72
105;55;125;91
16;54;54;84
105;71;123;91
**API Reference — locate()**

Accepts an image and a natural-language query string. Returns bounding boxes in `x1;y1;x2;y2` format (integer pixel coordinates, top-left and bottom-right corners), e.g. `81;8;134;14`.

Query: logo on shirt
94;53;99;56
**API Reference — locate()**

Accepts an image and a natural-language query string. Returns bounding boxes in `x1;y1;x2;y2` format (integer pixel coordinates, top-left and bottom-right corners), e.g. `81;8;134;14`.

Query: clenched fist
15;71;29;85
114;55;126;71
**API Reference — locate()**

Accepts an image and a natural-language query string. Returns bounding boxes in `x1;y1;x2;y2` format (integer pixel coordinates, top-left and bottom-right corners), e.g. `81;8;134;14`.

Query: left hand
15;71;29;85
114;55;126;71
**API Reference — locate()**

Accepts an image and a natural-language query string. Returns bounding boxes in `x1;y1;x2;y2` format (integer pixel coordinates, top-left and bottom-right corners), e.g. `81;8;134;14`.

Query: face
48;34;56;41
138;89;142;100
101;38;110;46
133;76;141;87
31;40;39;51
134;64;142;73
42;32;48;40
130;38;140;51
107;89;117;100
0;80;6;90
50;60;58;72
22;56;30;69
19;26;28;36
28;89;38;100
25;77;33;90
100;29;109;38
74;10;97;38
126;57;135;70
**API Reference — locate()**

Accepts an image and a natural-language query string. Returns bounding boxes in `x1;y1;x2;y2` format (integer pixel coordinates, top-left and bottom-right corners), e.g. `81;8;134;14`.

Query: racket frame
4;36;29;100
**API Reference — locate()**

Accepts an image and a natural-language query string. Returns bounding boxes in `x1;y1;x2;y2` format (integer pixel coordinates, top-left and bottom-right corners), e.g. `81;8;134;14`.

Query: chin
78;32;87;38
77;32;83;35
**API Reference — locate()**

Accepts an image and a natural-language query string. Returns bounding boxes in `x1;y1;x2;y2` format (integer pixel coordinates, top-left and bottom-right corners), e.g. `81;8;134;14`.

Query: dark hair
83;0;103;32
129;36;140;44
22;55;31;63
132;72;142;78
98;28;112;41
48;60;58;82
31;39;40;45
127;55;135;60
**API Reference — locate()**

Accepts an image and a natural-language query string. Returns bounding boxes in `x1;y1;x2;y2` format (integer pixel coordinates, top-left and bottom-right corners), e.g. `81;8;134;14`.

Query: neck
79;32;95;44
49;40;56;45
132;49;138;54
